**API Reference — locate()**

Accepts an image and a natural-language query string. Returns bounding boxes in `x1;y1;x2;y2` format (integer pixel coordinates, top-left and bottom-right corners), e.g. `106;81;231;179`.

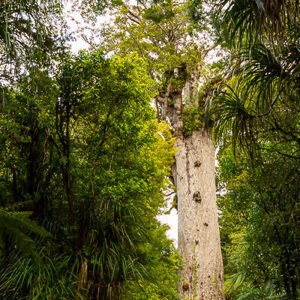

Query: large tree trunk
174;131;224;299
164;86;224;299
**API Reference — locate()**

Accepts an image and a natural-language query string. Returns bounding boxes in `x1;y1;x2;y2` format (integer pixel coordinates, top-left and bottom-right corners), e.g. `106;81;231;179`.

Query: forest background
0;0;299;299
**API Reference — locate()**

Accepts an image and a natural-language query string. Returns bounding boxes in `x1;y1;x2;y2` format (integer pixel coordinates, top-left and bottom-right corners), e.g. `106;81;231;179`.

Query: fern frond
0;208;50;258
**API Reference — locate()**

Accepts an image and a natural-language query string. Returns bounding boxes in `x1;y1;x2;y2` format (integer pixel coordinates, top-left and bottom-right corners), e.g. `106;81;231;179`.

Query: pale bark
174;131;224;299
162;85;224;299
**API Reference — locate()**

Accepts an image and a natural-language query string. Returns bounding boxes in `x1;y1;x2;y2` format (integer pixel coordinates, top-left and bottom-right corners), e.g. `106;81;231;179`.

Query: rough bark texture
174;131;224;299
159;82;224;299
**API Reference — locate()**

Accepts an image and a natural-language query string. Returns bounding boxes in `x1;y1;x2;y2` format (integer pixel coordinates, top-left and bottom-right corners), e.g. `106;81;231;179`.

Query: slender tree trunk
164;86;224;299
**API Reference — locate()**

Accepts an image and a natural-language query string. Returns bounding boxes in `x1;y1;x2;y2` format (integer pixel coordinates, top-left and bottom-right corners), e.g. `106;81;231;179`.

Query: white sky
158;199;178;247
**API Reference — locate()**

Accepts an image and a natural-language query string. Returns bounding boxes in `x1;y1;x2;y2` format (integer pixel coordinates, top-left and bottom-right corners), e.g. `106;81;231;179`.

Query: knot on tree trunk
182;281;189;291
193;191;202;203
194;160;201;167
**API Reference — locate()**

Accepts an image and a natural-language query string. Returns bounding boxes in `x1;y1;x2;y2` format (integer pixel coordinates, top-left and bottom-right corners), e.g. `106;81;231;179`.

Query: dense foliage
217;146;300;299
0;16;179;298
201;0;300;299
0;0;66;85
99;0;208;129
1;0;299;299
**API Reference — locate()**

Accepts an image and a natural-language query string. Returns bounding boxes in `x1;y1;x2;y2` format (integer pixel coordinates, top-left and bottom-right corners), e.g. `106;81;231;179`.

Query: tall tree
101;1;224;298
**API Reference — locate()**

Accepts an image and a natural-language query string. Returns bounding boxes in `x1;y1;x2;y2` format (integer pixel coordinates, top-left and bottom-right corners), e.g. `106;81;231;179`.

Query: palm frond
238;44;283;113
214;0;300;48
208;83;259;157
207;41;298;157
